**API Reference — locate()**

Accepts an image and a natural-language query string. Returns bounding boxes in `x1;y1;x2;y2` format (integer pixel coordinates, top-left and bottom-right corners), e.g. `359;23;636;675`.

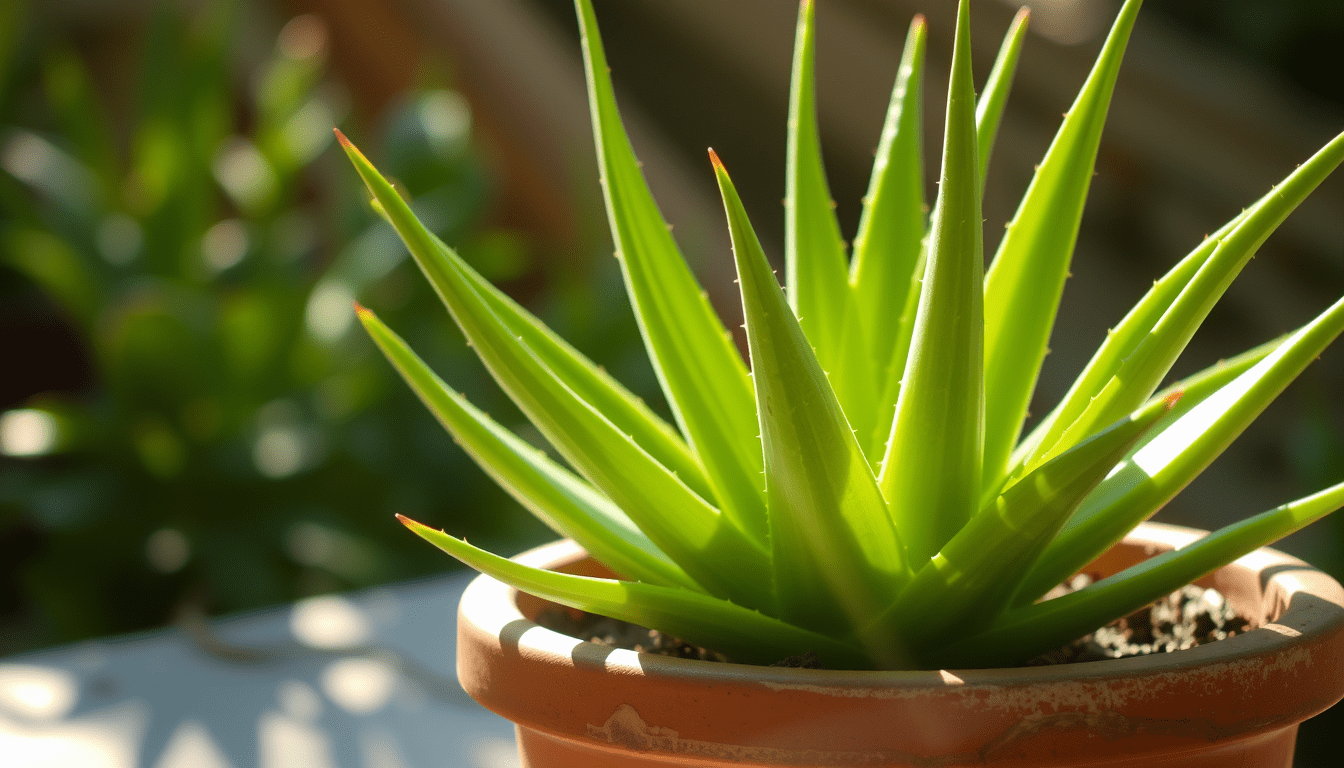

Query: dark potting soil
534;575;1250;669
1024;575;1250;666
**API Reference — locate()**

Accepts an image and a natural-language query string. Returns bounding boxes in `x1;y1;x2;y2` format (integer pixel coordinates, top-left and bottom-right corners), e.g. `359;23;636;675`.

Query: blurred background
0;0;1340;759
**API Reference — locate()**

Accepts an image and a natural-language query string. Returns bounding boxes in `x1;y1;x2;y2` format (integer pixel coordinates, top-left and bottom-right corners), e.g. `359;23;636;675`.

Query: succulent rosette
338;0;1344;670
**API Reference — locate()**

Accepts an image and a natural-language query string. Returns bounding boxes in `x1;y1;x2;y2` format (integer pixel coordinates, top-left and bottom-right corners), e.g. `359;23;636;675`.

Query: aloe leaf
785;0;853;382
442;234;712;503
363;212;710;503
869;396;1169;660
1032;131;1344;469
713;151;908;653
338;132;772;608
980;0;1141;489
1140;334;1283;426
990;331;1281;510
1002;208;1253;483
575;0;767;543
400;516;872;669
849;16;928;461
878;0;984;566
782;0;874;453
869;245;927;470
1014;294;1344;605
974;7;1030;189
358;306;697;591
942;481;1344;669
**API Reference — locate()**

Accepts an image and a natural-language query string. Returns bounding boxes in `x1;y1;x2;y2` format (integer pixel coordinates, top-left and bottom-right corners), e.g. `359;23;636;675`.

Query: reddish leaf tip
708;147;725;172
333;128;372;164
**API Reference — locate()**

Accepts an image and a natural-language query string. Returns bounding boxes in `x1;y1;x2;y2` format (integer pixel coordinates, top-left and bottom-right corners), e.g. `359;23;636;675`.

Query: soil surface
1024;575;1250;666
534;575;1250;669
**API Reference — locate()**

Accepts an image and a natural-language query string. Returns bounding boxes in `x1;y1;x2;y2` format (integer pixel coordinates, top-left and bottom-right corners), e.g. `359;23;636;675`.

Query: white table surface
0;570;518;768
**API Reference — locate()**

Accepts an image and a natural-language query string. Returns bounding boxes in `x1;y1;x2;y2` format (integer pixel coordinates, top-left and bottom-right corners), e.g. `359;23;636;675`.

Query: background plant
0;0;602;653
345;0;1344;671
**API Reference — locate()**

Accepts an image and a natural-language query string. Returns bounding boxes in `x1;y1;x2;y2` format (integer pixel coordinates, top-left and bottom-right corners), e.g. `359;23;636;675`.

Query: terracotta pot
456;522;1344;767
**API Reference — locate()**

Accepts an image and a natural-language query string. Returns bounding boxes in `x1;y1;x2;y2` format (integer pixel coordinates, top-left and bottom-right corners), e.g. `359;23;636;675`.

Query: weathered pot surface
456;522;1344;767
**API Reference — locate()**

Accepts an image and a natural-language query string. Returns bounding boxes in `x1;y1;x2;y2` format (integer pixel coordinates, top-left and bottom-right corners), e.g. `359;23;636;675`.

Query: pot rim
457;521;1344;764
458;521;1344;686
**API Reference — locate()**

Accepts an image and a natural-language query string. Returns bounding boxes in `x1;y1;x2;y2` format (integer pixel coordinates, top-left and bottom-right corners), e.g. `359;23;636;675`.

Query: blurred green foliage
0;1;589;653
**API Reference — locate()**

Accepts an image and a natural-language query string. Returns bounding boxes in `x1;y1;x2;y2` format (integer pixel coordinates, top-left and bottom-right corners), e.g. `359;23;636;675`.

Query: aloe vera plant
337;0;1344;670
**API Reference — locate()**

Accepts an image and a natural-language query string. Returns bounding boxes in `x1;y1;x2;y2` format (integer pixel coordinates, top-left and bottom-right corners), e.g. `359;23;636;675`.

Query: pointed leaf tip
334;128;370;165
708;148;725;171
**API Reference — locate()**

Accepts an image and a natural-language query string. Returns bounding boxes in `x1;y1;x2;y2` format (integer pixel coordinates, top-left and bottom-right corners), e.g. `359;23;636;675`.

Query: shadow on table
0;572;518;768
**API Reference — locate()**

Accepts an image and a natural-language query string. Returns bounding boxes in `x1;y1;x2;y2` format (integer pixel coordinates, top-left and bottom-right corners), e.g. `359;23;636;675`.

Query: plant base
457;523;1344;767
